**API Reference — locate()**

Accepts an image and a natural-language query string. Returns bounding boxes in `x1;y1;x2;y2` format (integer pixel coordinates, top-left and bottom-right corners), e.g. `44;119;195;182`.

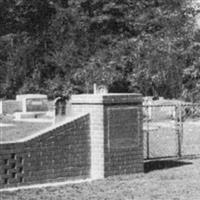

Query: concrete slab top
0;123;15;127
71;93;142;104
16;94;47;101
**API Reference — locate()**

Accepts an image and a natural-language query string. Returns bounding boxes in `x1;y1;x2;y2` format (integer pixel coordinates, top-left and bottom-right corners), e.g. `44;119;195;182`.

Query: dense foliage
0;0;199;101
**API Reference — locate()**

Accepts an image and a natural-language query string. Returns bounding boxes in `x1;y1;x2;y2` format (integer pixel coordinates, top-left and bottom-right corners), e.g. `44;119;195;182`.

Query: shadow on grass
144;159;193;173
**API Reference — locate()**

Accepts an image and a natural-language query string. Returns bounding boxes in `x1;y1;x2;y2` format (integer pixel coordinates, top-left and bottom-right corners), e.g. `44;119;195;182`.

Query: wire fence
143;104;200;160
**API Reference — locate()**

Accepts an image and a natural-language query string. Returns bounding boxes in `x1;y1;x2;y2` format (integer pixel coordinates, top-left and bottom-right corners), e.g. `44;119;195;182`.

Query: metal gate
143;103;200;159
143;105;179;159
181;104;200;157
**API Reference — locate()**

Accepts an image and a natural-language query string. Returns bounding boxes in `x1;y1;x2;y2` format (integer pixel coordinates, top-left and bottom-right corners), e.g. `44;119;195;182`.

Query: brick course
0;114;90;189
104;105;143;177
71;94;144;178
0;93;143;189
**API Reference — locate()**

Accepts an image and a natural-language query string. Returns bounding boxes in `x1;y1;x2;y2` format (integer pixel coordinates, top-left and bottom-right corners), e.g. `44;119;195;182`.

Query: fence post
176;104;183;158
146;105;150;159
180;104;184;157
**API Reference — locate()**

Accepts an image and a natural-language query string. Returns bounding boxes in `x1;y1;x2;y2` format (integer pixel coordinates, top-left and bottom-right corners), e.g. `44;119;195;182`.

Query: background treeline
0;0;200;101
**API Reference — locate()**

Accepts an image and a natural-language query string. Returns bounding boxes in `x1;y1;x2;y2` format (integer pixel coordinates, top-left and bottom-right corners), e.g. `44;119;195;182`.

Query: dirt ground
1;158;200;200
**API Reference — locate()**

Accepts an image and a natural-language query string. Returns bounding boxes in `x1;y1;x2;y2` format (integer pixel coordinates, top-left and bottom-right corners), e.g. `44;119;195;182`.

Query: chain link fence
143;104;200;160
181;104;200;157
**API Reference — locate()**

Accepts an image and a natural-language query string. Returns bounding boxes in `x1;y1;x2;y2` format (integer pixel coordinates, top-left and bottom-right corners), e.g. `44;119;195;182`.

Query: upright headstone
54;97;66;116
54;97;67;123
16;94;48;113
93;84;108;94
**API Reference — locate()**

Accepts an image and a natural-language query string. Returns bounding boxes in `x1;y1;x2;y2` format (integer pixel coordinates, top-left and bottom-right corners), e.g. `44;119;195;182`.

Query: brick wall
71;93;144;179
0;114;90;189
104;105;143;176
70;101;104;179
0;93;143;189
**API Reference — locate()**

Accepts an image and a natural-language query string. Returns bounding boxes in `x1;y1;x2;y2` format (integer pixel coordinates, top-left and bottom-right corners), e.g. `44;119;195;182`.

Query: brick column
71;95;104;179
70;93;143;179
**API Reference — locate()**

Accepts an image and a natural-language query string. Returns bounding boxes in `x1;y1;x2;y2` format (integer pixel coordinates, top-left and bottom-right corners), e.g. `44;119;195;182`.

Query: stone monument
14;94;49;120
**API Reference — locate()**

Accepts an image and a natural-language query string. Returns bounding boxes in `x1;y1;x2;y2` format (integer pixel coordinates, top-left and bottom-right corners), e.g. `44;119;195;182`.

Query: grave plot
14;94;53;122
0;94;55;142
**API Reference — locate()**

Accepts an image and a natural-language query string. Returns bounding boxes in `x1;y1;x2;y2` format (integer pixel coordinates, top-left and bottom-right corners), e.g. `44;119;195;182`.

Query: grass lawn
0;115;52;142
1;159;200;200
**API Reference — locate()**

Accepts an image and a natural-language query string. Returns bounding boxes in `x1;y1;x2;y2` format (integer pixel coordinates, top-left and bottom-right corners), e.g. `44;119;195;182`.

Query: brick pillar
70;93;143;179
71;95;104;179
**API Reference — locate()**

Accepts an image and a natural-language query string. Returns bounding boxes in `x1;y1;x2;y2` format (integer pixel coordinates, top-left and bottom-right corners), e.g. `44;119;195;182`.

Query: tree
73;0;195;98
0;0;198;101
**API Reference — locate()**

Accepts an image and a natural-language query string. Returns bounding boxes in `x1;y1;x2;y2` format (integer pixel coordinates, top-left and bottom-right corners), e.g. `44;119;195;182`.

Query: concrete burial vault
0;93;143;190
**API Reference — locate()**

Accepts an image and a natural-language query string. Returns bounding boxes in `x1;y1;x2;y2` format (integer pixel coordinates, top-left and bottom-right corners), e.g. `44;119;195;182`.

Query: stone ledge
71;93;142;105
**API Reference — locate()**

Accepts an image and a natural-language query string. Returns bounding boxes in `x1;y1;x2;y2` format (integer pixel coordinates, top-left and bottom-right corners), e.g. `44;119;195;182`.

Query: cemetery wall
0;114;90;189
104;105;144;176
0;93;144;190
71;94;144;178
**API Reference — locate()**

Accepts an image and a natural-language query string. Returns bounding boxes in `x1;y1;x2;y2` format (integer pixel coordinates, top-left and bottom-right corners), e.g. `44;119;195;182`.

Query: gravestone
53;97;67;123
14;94;49;120
93;84;108;94
54;97;66;116
16;94;48;113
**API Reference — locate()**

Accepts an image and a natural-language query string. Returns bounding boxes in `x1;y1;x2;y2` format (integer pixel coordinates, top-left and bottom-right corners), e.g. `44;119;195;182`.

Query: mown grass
0;115;51;142
1;159;200;200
